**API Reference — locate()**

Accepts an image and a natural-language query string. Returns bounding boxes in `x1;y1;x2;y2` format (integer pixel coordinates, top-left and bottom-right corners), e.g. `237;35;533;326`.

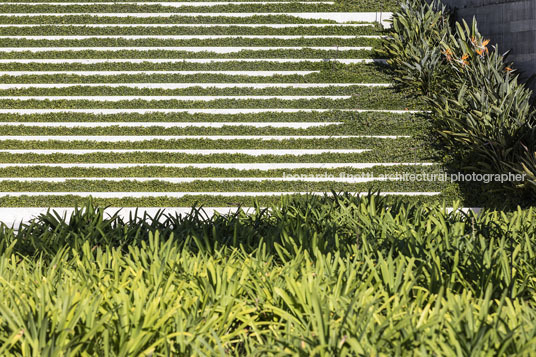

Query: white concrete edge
0;58;386;64
0;176;391;183
0;83;392;89
0;149;371;155
0;71;319;76
0;163;435;169
0;2;337;5
0;95;351;100
0;23;375;28
0;109;422;114
0;122;345;128
0;12;392;22
0;191;441;198
0;35;382;39
0;135;408;141
0;46;373;52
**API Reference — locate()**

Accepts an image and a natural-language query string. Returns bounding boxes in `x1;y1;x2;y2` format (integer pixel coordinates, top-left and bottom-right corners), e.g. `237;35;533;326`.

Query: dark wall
442;0;536;85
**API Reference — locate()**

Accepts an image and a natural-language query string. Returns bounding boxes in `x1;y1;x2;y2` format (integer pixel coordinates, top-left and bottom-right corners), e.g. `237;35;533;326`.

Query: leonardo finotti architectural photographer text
282;172;526;183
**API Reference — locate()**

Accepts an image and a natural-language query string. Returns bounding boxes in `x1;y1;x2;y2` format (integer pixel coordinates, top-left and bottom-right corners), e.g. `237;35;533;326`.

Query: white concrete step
0;95;351;100
0;13;392;26
0;191;441;198
0;23;374;28
0;83;391;89
0;58;385;64
0;35;381;39
0;2;337;5
0;122;344;128
0;163;435;169
0;135;407;141
0;149;370;155
0;46;372;52
0;176;390;183
0;70;318;76
0;109;420;114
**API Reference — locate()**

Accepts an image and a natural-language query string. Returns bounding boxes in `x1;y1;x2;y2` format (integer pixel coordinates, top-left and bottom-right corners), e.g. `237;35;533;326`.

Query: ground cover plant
0;111;409;123
0;2;398;13
0;68;391;83
0;25;382;36
0;14;340;25
0;193;534;354
0;48;378;59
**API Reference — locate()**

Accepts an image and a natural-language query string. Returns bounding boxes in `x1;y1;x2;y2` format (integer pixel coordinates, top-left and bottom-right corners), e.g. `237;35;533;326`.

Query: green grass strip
0;111;407;123
0;164;446;178
0;49;377;59
0;192;455;207
0;25;382;36
0;3;381;13
0;14;338;24
0;70;391;84
0;179;451;192
0;85;391;96
0;37;380;47
0;137;432;150
0;150;435;164
0;97;422;110
0;61;375;71
0;121;427;136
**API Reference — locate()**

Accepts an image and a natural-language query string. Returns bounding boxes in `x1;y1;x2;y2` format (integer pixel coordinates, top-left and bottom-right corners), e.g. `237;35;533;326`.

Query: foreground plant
0;194;535;355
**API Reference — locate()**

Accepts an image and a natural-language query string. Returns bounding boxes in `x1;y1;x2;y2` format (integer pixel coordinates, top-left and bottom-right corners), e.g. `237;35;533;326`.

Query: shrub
382;0;536;206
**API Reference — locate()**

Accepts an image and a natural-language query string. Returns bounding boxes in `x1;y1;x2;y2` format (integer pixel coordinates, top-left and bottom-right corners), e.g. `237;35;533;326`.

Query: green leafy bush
382;0;536;207
0;194;534;354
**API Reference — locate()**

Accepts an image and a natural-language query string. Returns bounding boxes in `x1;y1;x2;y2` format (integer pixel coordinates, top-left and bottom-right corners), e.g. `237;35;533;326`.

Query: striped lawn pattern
0;1;449;218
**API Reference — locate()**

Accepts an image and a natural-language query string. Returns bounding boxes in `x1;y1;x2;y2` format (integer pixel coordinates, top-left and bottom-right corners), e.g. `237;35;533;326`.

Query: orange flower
505;67;513;72
482;39;490;54
473;39;490;56
443;48;453;62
